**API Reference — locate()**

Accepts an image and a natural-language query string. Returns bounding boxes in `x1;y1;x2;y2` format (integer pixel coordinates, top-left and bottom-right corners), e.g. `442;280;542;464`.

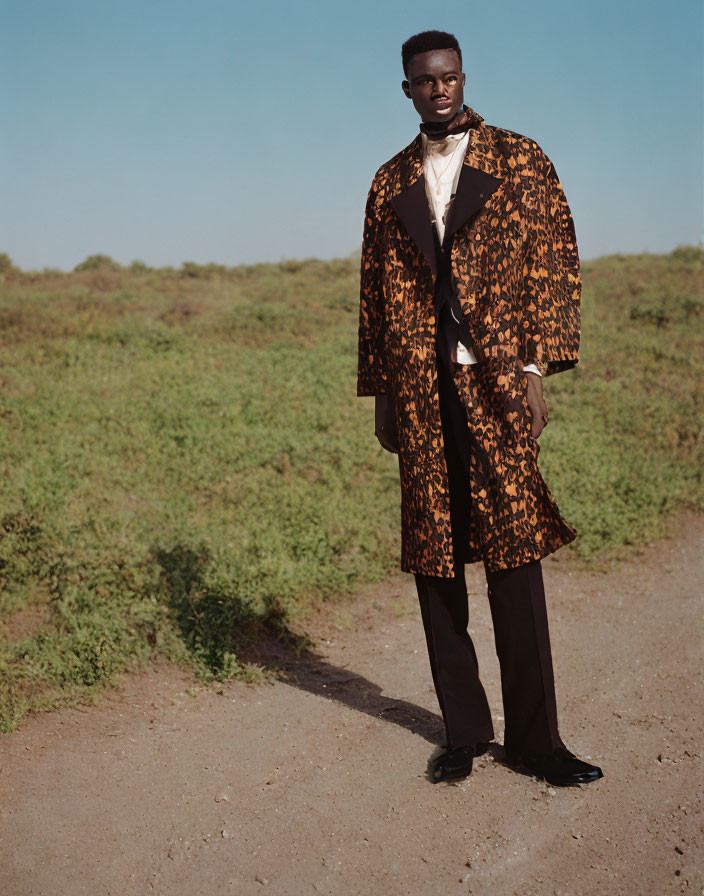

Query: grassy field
0;247;702;731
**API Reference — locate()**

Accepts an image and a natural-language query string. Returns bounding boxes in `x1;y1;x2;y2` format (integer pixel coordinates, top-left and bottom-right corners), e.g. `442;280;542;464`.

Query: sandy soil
1;516;702;896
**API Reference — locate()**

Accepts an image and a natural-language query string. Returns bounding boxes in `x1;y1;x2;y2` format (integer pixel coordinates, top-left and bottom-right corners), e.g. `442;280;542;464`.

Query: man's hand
374;394;399;454
524;371;549;439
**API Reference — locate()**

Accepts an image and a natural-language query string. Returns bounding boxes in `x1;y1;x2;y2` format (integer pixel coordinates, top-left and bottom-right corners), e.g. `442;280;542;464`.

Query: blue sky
1;0;701;270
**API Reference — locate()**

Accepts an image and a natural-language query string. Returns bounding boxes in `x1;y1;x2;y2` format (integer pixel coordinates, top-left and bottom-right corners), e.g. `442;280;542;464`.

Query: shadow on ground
155;541;513;765
240;629;447;747
153;545;452;745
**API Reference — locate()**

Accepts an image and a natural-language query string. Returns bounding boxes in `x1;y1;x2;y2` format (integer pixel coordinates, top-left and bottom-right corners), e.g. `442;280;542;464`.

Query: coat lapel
389;136;438;276
443;163;503;244
444;122;509;243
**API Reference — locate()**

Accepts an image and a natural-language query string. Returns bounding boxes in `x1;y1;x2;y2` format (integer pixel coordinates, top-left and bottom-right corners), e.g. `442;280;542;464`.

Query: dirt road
1;516;702;896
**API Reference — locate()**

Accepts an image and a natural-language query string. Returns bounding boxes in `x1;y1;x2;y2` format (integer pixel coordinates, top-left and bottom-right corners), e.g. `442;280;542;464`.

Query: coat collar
389;112;508;276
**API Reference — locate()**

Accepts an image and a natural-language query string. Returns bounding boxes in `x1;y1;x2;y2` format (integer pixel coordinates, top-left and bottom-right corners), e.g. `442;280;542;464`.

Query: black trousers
415;359;566;755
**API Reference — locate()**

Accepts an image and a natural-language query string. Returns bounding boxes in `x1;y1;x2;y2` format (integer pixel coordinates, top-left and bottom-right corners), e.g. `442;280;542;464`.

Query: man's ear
402;80;411;98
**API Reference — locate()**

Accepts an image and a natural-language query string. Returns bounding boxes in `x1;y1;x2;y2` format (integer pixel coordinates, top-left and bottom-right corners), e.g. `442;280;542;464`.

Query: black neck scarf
419;105;481;141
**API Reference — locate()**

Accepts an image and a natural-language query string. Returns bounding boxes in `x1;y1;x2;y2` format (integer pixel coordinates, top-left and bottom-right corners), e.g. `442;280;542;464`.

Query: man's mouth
432;98;452;108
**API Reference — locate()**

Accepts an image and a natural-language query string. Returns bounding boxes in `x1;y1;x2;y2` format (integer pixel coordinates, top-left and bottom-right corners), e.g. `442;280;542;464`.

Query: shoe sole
544;769;604;786
506;756;604;787
434;756;603;785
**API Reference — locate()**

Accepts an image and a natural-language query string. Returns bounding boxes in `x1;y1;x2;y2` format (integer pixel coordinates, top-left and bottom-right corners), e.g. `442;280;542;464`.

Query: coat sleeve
357;183;390;397
519;148;581;377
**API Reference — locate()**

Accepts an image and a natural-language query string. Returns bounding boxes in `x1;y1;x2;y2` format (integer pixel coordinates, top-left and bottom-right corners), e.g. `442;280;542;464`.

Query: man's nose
431;80;448;96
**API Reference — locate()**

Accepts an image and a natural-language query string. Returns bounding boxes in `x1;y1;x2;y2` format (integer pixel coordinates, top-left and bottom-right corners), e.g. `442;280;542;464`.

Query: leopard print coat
357;108;580;576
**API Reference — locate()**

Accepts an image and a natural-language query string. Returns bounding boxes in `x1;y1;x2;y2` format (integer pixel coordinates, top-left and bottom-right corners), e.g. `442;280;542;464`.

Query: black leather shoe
431;742;489;783
506;746;603;786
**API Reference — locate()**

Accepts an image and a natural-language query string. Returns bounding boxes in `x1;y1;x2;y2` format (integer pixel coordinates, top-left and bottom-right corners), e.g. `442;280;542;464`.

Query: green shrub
73;254;121;272
0;253;17;275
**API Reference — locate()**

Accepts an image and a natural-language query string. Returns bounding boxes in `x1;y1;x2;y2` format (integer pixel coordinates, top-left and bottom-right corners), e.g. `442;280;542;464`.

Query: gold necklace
426;138;465;195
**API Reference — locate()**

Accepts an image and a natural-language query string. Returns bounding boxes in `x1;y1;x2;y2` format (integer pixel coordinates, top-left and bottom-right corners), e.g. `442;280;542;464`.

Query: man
357;30;603;787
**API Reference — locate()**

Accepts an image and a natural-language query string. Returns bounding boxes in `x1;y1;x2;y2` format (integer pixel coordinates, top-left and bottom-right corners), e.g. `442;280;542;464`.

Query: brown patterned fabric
357;107;580;576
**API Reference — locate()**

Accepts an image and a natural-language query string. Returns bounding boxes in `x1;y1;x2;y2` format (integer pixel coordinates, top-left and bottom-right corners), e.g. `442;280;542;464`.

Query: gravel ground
1;515;702;896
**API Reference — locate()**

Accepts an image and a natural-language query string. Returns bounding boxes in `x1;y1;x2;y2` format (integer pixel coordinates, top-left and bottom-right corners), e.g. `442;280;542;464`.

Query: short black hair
401;30;462;77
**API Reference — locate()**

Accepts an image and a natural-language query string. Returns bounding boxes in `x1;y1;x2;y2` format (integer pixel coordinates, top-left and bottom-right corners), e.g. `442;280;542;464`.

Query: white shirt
422;129;471;245
421;130;541;376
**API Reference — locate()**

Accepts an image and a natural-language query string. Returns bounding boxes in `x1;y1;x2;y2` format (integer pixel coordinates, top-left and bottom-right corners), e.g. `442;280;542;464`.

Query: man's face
402;49;465;123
